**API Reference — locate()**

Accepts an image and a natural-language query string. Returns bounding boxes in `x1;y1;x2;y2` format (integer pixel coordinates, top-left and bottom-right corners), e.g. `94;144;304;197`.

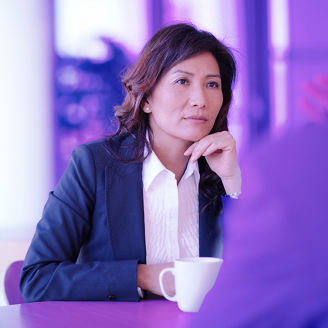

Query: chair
4;260;25;304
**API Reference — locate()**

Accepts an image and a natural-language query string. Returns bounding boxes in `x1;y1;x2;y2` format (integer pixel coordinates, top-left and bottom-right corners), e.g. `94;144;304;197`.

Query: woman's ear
143;99;152;113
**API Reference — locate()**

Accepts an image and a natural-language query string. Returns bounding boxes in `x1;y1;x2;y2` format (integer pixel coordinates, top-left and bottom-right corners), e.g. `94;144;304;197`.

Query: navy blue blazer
20;135;222;302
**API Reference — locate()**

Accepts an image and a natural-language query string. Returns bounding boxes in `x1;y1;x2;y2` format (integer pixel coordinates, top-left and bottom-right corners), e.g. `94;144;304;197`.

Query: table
0;299;197;328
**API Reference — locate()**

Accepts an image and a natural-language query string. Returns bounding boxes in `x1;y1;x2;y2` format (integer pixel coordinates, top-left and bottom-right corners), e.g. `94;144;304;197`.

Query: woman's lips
184;115;208;122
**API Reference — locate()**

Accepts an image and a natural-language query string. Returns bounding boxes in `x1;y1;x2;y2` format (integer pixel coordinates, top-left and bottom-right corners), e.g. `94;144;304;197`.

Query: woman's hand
137;263;175;297
184;131;238;178
184;131;241;196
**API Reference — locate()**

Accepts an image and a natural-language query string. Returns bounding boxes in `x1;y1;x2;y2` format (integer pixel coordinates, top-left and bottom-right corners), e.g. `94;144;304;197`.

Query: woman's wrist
137;263;174;296
137;264;147;290
221;165;242;199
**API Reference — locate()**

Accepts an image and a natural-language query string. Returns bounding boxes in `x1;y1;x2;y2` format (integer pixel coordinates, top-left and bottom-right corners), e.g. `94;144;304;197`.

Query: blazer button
107;295;116;300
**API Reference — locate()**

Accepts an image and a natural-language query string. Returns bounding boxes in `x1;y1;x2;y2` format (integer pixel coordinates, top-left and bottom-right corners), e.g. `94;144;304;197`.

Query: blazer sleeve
20;144;140;302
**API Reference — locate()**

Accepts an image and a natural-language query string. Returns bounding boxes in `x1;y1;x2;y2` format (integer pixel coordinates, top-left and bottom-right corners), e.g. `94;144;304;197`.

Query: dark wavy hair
109;23;236;209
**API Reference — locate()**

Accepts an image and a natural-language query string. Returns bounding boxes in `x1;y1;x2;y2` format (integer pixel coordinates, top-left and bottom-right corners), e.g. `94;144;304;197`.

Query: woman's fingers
190;142;212;162
184;132;235;162
184;142;197;156
184;141;211;162
202;143;223;156
183;132;241;194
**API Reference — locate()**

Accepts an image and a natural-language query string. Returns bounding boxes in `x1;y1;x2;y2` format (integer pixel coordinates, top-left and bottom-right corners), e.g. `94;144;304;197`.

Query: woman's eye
176;79;189;85
207;81;220;88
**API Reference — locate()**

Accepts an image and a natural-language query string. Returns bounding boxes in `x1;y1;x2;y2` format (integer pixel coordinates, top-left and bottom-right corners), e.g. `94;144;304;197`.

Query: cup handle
159;268;177;302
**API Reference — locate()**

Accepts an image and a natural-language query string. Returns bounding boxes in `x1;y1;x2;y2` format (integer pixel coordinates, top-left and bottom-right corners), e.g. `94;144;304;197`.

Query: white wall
0;0;54;240
0;0;53;305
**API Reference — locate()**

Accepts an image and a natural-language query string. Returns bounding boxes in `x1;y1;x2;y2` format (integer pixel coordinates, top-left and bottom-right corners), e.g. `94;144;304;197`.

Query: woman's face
145;52;223;148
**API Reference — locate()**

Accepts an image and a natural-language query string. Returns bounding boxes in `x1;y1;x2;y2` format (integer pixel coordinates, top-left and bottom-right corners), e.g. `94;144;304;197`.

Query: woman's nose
189;86;206;108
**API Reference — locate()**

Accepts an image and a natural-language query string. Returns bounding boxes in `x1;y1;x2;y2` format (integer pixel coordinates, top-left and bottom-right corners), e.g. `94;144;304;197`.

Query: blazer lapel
105;160;146;263
199;192;222;257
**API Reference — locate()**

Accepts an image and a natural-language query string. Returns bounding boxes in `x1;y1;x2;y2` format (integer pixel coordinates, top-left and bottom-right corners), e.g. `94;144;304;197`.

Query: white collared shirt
142;150;200;264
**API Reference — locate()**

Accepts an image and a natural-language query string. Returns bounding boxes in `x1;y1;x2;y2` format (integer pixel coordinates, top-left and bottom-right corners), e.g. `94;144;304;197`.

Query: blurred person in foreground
192;74;328;327
20;23;241;302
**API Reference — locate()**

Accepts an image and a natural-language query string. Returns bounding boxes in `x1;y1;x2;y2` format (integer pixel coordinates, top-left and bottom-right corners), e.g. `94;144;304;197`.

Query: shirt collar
183;158;200;185
142;148;200;191
143;149;168;191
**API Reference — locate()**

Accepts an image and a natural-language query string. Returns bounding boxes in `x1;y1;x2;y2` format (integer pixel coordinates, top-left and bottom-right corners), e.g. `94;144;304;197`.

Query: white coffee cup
159;257;223;312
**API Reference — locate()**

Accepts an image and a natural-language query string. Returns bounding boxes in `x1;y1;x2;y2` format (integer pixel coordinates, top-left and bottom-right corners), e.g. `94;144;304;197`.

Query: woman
20;23;241;302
